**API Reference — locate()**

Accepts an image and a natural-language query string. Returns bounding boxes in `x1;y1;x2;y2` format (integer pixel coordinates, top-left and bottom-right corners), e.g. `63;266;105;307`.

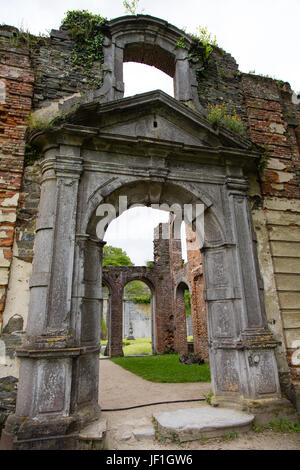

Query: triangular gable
65;90;253;151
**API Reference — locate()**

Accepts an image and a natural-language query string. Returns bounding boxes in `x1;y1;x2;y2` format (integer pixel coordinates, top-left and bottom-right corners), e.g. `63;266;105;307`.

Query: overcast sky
2;0;299;91
1;0;299;264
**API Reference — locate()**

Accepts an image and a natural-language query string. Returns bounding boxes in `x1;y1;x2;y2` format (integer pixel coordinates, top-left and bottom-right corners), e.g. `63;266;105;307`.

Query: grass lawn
123;338;152;356
110;354;211;383
101;338;152;356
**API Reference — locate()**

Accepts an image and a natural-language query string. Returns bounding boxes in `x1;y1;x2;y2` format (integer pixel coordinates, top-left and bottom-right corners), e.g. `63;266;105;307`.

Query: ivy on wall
61;10;107;88
132;295;151;304
176;26;218;82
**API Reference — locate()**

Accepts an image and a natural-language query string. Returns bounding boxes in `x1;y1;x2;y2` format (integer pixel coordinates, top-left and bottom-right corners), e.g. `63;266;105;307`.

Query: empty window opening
184;289;193;345
181;222;188;263
123;62;174;98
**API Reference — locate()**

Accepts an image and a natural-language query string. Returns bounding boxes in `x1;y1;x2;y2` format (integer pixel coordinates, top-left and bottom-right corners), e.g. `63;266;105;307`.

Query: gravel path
99;358;211;410
98;359;300;451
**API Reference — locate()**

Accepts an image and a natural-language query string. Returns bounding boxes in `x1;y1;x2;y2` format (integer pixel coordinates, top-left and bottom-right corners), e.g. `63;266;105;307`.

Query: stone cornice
29;90;258;159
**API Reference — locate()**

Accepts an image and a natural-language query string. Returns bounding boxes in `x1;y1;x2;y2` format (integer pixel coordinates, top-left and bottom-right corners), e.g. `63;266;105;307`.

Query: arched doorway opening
123;279;154;356
101;282;111;357
3;57;284;447
175;281;191;355
100;202;192;358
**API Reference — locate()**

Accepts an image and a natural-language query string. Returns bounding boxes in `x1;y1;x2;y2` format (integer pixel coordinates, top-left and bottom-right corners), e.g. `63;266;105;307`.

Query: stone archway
102;269;157;357
1;74;290;451
122;277;155;354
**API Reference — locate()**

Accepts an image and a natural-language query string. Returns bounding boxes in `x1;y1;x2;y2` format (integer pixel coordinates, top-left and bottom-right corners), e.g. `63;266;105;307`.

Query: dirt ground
99;359;300;451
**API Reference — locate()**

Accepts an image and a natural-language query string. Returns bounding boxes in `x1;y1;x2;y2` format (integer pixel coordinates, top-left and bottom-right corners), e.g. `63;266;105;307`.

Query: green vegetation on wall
61;10;107;89
24;143;39;167
256;144;271;173
132;294;151;304
176;26;218;81
6;26;48;52
207;103;246;135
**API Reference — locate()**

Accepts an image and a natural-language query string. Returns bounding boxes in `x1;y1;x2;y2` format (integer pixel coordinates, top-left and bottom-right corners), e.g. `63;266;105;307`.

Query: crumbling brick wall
0;28;34;332
168;216;209;358
185;224;209;360
0;22;103;336
242;75;300;405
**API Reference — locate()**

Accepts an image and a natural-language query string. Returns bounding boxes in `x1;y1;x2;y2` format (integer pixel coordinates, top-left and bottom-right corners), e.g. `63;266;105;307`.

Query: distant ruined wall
123;300;151;339
185;224;209;360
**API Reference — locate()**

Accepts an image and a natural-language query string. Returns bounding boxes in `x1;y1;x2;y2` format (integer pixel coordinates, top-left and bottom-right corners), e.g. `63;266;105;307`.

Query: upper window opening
181;222;188;263
124;43;175;77
123;62;174;98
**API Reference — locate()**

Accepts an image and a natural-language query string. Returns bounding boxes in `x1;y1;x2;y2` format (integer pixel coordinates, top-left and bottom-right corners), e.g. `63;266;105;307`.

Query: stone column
1;144;87;449
108;285;124;358
203;177;295;420
70;235;105;422
25;145;83;341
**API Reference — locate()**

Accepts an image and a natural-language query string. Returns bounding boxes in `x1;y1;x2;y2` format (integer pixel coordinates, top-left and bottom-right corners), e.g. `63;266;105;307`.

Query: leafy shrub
61;10;107;88
133;295;151;304
207;103;245;135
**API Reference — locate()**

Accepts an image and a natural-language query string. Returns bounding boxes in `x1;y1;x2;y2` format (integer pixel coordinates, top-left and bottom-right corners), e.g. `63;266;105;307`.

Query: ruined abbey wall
0;15;299;411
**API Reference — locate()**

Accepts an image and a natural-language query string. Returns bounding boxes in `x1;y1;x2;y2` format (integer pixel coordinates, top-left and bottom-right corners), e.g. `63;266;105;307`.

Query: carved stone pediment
55;90;253;151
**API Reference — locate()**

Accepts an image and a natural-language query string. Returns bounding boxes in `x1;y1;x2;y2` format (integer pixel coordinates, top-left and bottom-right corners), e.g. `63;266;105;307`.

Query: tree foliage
123;0;142;15
125;280;150;300
185;290;192;317
103;245;133;266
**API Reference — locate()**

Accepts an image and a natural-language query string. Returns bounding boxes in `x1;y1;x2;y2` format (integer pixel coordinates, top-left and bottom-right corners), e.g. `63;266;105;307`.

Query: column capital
54;155;83;179
40;150;83;180
226;176;249;195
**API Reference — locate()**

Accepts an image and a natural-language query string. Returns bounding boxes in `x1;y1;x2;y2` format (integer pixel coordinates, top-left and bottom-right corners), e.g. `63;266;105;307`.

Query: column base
211;395;299;425
109;348;124;358
0;402;101;450
0;428;78;450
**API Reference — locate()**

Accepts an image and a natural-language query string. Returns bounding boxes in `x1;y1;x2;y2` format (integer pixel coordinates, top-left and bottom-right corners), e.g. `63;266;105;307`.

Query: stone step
132;426;155;441
78;418;107;450
114;418;155;443
153;406;255;442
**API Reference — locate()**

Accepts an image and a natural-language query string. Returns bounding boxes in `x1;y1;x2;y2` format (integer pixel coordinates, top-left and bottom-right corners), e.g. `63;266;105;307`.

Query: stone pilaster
203;176;295;419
